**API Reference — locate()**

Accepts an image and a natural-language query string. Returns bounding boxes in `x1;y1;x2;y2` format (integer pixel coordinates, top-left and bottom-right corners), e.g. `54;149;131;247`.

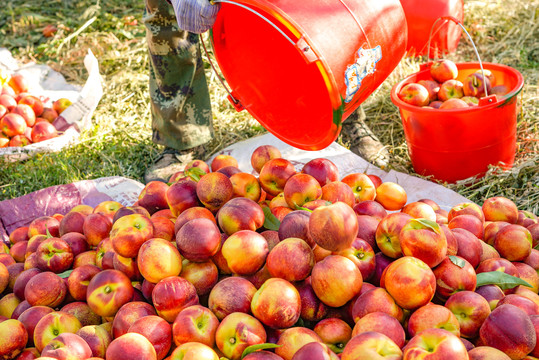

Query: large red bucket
400;0;464;57
208;0;407;150
391;62;524;183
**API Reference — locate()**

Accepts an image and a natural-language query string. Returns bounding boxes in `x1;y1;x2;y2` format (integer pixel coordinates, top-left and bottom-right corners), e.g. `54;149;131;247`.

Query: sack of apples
0;48;102;162
1;141;538;360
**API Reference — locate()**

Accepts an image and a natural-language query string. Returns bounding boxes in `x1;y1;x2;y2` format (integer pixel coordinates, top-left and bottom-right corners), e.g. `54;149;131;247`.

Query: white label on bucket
344;45;382;103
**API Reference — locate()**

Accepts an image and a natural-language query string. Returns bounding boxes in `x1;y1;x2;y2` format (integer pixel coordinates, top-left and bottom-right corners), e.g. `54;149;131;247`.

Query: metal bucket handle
427;16;491;100
200;0;315;110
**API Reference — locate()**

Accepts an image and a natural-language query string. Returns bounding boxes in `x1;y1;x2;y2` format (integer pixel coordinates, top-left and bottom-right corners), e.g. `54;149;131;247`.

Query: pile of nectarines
0;72;72;148
1;145;538;360
398;59;509;109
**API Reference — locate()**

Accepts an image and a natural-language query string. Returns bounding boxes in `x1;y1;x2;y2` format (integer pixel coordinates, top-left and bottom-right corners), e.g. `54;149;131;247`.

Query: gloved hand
170;0;221;34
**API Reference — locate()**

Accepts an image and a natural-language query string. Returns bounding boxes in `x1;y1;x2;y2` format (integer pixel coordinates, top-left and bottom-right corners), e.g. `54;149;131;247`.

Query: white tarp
0;48;103;162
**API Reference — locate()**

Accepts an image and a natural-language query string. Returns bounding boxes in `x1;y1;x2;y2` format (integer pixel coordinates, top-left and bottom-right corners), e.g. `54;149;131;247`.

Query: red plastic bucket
208;0;407;150
391;61;524;183
400;0;464;57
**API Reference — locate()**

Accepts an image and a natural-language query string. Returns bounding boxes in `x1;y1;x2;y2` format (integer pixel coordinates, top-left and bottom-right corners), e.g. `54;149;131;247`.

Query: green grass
0;0;537;214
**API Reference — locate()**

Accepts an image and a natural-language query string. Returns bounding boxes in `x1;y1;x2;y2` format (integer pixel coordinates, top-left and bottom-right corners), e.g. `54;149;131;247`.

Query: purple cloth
171;0;220;34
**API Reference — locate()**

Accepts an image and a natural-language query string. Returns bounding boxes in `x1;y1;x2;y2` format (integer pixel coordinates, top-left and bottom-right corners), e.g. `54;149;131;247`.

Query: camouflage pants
143;0;214;151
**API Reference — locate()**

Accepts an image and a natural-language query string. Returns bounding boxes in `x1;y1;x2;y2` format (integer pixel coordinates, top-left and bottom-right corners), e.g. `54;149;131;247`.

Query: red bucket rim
390;61;524;113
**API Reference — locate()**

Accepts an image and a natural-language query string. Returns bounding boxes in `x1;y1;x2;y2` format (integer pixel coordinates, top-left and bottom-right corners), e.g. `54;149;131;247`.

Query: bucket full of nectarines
390;17;524;183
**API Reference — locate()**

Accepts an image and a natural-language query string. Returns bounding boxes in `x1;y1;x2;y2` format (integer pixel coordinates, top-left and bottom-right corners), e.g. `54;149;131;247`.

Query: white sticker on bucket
344;45;382;103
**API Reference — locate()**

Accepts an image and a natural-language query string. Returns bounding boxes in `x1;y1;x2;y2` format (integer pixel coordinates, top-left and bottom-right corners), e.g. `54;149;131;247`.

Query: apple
0;263;9;294
0;293;21;318
52;98;72;114
210;154;238;172
417;79;441;102
300;158;339;187
17;305;55;347
251;277;301;329
321;181;355;208
152;276;199;323
137;181;169;214
221;230;268;276
82;213;112;247
36;237;74;273
7;73;29;94
127;315;172;360
174;206;216;234
251;145;282;173
513;262;539;293
165;178;200;217
275;327;321;360
497;294;539;316
375;212;413;258
311;255;362;308
180;259;218;296
92;200;123;221
41;107;59;122
208;276;257;320
61;232;89;257
40;332;93;360
340;173;376;202
0;319;28;359
33;311;83;352
341;331;402;360
230;172;262;201
383;256;436;310
309;202;359;252
9;226;30;244
12;104;36;127
7;262;24;290
398;82;430;107
294;277;327;323
283;173;322;209
461;96;479;106
9;240;28;262
169;342;219;360
196;172;234;212
313;318;352;354
110;213;154;258
12;347;40;360
137;238;182;283
479;304;536;359
266;238;314;282
375;182;407;211
408;303;460;337
278;210;314;247
468;346;512;360
517;210;538;228
290;342;339;360
403;328;468;359
351;311;405;348
336;237;376;281
400;218;447;268
64;264;100;302
106;333;157;360
269;192;289;210
484;221;511;245
86;269;134;318
482;196;519;223
172;305;219;348
217;197;265;235
31;121;58;143
258;158;297;197
445;290;491;339
494;224;533;261
260;230;280;252
76;325;112;359
25;271;67;307
1;113;27;137
430;59;458;83
0;94;16;112
433;256;476;299
217;165;242;177
95;238;114;269
215;312;267;360
463;72;491;98
60;301;101;327
112;206;151;224
452;228;483;268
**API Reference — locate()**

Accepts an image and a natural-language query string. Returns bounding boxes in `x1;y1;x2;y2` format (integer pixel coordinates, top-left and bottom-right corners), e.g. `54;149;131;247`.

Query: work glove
170;0;221;34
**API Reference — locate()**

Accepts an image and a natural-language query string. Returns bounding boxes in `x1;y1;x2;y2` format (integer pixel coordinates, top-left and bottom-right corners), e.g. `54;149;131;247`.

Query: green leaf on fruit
295;205;313;213
413;218;440;232
476;271;533;290
184;167;207;182
448;255;466;268
241;343;281;359
263;206;281;231
57;269;73;279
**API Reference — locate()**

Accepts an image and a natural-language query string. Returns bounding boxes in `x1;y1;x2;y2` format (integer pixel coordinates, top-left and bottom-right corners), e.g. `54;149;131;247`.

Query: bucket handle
426;16;491;101
200;0;314;111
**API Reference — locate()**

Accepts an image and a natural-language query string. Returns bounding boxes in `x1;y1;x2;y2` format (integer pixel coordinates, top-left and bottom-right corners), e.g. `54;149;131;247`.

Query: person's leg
143;0;214;182
341;106;390;168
